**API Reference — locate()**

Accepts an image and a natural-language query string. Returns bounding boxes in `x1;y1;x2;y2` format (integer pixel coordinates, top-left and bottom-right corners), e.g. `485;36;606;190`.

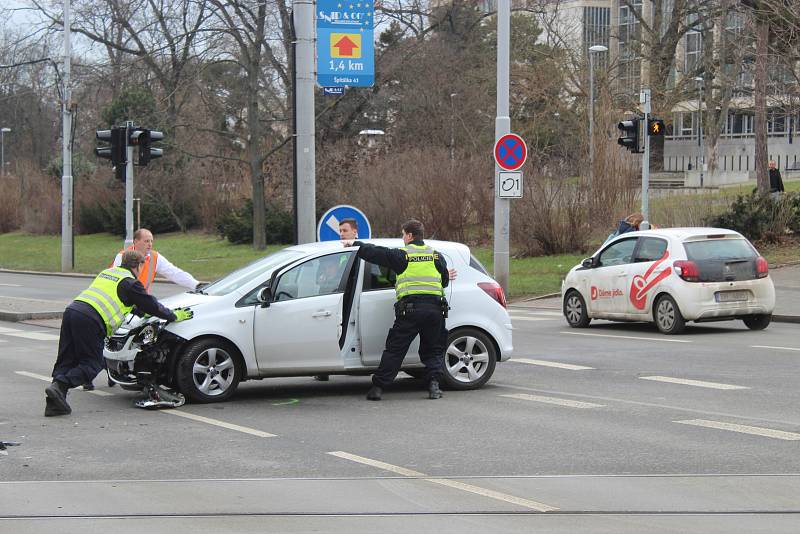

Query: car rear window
683;238;756;261
470;254;489;275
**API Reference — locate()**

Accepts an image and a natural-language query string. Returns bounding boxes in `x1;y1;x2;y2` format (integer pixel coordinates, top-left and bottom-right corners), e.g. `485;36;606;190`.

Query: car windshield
683;238;756;261
199;249;306;296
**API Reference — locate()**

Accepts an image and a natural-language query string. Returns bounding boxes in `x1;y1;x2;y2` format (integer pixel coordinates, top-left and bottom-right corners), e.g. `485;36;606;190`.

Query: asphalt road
1;275;799;532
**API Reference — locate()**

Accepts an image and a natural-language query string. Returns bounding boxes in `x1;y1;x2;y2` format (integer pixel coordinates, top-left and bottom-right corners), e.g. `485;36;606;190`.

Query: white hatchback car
104;239;513;403
561;228;776;334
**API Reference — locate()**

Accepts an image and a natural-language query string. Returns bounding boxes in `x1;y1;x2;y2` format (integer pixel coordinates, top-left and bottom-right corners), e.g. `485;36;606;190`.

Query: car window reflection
275;252;352;301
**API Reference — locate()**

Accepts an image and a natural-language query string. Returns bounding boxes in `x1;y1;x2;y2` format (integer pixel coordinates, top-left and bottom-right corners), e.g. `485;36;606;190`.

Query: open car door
339;253;364;369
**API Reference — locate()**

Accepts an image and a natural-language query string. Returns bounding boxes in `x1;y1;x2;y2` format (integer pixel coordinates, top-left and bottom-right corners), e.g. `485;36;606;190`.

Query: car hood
158;292;225;309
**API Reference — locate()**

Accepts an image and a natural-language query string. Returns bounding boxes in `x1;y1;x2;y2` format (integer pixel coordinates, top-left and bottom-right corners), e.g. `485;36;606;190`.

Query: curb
0;310;64;322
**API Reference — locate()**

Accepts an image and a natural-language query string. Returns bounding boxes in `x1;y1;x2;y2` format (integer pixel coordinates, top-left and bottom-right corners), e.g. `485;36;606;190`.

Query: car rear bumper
678;278;776;320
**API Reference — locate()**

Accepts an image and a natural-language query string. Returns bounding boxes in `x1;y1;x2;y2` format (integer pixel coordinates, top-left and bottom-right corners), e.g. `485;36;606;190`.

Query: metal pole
698;83;704;188
588;53;594;185
1;130;5;177
125;122;134;247
493;0;511;293
294;0;316;243
60;0;74;272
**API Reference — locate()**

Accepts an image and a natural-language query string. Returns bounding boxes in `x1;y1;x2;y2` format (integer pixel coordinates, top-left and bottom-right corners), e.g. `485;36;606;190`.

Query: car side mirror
581;258;594;269
257;287;271;308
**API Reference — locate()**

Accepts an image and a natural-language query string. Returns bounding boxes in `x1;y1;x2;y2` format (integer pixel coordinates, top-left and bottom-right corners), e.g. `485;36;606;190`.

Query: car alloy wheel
176;339;241;403
441;328;497;390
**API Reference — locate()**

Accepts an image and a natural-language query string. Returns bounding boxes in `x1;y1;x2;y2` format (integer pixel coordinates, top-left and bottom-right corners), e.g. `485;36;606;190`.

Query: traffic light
617;118;641;153
95;126;127;181
648;118;665;137
129;128;164;166
95;127;126;166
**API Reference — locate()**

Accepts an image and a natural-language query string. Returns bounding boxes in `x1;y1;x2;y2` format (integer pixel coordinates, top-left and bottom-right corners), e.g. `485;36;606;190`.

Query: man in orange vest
111;228;200;293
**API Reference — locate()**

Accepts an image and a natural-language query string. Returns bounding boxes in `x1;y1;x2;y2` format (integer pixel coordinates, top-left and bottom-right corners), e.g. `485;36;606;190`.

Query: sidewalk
510;263;800;324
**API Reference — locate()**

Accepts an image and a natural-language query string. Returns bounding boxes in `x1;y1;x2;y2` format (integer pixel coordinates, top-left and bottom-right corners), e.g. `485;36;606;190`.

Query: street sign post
316;0;374;88
494;133;527;171
317;205;372;241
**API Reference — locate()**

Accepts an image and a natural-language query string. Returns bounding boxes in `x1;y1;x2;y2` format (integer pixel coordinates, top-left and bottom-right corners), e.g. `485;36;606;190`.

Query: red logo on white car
629;251;672;310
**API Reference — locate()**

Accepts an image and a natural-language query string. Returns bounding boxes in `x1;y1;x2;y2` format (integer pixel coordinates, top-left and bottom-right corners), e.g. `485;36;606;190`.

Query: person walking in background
769;160;785;197
606;212;644;242
111;228;201;293
343;219;450;401
45;250;193;417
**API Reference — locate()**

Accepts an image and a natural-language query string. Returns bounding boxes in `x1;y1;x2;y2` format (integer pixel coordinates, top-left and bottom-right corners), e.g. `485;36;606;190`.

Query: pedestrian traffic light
129;128;164;166
617;118;641;153
648;118;665;137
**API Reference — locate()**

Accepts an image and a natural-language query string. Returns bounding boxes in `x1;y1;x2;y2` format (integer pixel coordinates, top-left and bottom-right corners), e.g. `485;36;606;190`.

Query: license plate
715;290;749;303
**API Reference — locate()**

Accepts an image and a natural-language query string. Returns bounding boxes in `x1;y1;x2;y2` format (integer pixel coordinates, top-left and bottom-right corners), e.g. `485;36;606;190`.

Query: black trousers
51;307;106;388
372;303;446;388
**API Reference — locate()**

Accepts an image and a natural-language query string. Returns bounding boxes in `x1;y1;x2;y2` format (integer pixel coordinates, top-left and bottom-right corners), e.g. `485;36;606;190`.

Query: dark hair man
45;250;193;416
339;219;359;240
343;219;449;400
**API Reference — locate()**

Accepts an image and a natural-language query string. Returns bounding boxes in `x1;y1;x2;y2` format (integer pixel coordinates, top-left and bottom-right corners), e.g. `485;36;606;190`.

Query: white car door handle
312;311;332;318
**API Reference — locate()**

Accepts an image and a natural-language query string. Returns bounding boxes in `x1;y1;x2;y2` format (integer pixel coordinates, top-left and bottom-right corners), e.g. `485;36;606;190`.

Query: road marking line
640;376;749;390
0;326;22;333
559;331;691;343
328;451;558;512
510;358;594;370
512;317;555;322
751;345;800;352
500;393;604;409
0;283;22;287
509;310;562;317
675;419;800;441
14;371;115;396
161;410;276;438
5;331;60;341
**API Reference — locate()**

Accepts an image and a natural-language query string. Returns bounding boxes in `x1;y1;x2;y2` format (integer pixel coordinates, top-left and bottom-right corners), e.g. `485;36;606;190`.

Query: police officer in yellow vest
344;219;450;400
44;250;194;417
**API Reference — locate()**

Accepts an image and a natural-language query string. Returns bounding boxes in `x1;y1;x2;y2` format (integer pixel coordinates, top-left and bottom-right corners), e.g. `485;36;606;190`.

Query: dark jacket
352;239;449;294
68;268;177;333
769;168;785;193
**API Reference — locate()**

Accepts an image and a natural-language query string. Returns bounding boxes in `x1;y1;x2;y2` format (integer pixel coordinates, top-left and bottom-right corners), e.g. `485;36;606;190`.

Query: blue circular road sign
317;205;372;241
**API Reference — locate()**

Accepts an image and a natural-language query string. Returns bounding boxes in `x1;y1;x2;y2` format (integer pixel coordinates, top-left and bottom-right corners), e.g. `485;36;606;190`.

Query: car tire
654;295;686;335
742;314;771;330
441;328;497;391
564;290;591;328
175;338;242;403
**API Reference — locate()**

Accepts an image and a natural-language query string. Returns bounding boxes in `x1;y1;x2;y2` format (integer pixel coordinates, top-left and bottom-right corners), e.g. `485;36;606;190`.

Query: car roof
284;238;471;258
616;227;744;241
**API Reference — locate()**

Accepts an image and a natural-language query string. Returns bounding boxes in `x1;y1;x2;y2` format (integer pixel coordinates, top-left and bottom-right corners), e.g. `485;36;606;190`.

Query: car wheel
176;338;241;403
564;290;591;328
441;328;497;390
742;314;771;330
654;295;685;335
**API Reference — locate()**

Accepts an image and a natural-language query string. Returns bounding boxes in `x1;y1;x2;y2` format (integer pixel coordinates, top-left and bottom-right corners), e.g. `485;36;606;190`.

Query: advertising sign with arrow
317;0;374;87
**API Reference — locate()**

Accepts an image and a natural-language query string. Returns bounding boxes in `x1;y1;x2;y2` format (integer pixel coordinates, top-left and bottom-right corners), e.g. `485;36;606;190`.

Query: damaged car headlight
133;323;162;347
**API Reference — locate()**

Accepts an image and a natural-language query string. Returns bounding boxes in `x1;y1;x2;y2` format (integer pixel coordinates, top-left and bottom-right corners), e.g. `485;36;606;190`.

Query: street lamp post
588;45;608;185
694;76;705;188
0;127;10;177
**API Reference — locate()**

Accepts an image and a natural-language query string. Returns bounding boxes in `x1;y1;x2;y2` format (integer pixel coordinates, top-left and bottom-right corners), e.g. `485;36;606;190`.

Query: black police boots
366;385;383;401
44;380;71;417
428;379;443;400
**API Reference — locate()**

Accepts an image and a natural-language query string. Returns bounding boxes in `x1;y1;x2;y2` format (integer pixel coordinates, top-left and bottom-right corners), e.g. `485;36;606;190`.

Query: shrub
707;191;799;242
217;199;294;244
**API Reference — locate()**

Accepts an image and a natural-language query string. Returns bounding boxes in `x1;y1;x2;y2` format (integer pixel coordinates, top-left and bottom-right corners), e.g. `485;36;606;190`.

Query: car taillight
478;282;507;308
673;260;700;282
755;256;769;278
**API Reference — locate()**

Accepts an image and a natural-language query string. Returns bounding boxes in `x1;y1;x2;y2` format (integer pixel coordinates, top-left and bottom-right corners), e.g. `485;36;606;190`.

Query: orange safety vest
113;246;159;292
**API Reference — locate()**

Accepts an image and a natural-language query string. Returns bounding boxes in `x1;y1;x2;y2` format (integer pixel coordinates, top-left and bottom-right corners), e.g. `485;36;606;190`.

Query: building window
685;31;702;73
584;6;610;52
618;0;642;94
679;112;695;137
768;113;787;136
